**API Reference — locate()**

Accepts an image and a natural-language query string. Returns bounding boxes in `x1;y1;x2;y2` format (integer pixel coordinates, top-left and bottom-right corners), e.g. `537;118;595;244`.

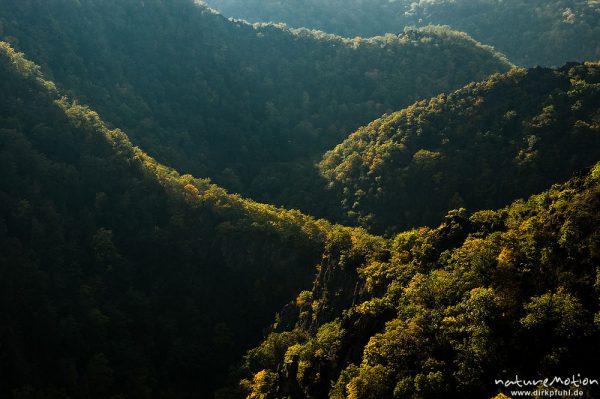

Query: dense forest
203;0;600;66
320;62;600;233
0;41;337;398
0;0;510;211
232;163;600;399
0;1;598;399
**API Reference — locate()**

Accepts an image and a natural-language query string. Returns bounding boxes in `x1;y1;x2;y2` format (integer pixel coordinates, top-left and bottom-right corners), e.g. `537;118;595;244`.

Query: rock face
268;212;474;398
236;166;600;398
257;230;382;398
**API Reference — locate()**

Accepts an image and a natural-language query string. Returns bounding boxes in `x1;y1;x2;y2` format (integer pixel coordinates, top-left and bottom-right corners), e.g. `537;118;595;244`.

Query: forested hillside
233;163;600;399
0;0;510;210
203;0;600;66
0;41;363;398
320;62;600;234
1;1;599;398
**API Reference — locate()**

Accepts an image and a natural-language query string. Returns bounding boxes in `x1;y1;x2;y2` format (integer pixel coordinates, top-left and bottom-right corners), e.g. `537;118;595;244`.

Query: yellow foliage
497;247;514;266
295;290;313;307
246;370;277;399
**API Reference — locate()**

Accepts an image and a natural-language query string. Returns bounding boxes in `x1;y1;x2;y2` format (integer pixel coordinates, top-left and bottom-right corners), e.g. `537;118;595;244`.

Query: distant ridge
0;0;510;208
204;0;600;66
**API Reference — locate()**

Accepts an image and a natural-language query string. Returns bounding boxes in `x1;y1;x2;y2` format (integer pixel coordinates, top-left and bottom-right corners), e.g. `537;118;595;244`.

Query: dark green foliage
203;0;600;66
238;163;600;399
0;0;510;213
320;62;600;234
0;2;598;398
0;42;336;398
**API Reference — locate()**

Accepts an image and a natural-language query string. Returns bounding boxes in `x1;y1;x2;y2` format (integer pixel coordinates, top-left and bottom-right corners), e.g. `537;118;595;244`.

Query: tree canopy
235;161;600;399
0;41;336;398
0;1;598;397
0;0;510;212
320;62;600;234
204;0;600;66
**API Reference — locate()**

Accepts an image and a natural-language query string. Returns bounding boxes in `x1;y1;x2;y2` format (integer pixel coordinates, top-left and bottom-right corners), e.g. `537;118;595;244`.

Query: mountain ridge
204;0;600;66
0;41;344;398
232;162;600;399
0;0;511;212
0;2;598;396
319;61;600;234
